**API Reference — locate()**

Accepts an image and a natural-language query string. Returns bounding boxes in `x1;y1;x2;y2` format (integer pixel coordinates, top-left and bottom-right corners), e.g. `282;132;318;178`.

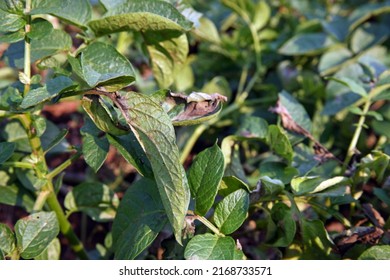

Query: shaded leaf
266;203;296;247
184;233;236;260
15;211;59;259
0;184;35;212
279;33;333;56
258;176;285;197
0;142;16;164
300;219;336;259
318;47;353;76
237;116;268;139
188;143;224;216
327;77;367;97
259;162;298;185
348;2;390;32
214;189;249;235
322;16;349;42
112;178;168;260
64;182;119;222
351;22;389;54
81;133;109;173
267;125;293;163
218;176;251;197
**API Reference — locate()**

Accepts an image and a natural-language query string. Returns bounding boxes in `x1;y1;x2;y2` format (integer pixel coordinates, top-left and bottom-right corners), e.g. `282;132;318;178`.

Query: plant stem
18;1;89;259
195;215;225;237
342;96;372;172
1;162;35;169
47;150;82;180
23;0;32;96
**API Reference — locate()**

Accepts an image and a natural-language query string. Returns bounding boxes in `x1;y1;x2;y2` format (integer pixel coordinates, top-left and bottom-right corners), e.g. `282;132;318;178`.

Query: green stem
195;215;224;237
47;150;82;180
33;190;51;211
342;96;372;172
23;0;32;96
1;162;35;169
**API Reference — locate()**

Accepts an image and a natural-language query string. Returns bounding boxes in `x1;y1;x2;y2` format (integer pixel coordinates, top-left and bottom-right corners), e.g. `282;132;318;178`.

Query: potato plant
1;0;390;260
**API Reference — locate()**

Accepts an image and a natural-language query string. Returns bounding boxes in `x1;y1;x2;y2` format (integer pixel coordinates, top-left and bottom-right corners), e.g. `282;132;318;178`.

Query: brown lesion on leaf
270;99;341;164
169;92;227;122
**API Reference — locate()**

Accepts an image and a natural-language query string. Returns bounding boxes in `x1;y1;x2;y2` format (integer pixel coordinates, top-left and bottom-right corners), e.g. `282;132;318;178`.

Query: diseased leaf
214;189;249;235
152;90;227;126
184;233;236;260
188;143;224;216
113;91;190;244
112;178;168;260
88;0;193;36
64;182;119;222
15;211;59;259
80;42;135;91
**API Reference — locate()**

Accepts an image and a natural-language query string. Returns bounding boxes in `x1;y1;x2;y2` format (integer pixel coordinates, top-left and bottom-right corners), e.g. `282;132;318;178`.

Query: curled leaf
152;90;227;126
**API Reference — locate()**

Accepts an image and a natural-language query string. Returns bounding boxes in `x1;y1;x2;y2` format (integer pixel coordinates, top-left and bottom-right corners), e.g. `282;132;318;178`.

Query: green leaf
144;31;188;88
259;162;298;185
351;23;389;54
184;233;236;260
327;77;367;97
237;116;268;139
31;0;92;28
0;120;30;153
291;176;348;196
218;176;251;197
15;211;59;259
0;30;25;43
0;184;35;211
0;142;16;164
322;16;349;42
28;18;53;39
188;143;224;216
348;2;390;32
112;178;168;260
193;16;220;43
81;133;109;173
31;29;72;63
106;133;153;178
80;42;135;91
0;8;25;33
266;203;296;247
114;91;190;244
322;92;361;116
88;0;193;37
279;33;333;56
318;47;353;76
64;182;119;222
34;238;61;260
214;189;249;235
373;188;390;206
21;76;75;108
358;245;390;260
43;129;68;154
0;223;16;255
253;1;271;31
258;176;285;197
300;219;336;259
267;125;293;163
81;95;130;136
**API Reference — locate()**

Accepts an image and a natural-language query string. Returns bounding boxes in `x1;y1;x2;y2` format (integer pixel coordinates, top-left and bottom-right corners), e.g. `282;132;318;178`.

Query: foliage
0;0;390;260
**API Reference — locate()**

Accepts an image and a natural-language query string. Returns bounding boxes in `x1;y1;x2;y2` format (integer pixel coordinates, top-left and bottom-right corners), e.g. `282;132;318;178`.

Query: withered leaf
153;90;227;126
270;99;341;164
